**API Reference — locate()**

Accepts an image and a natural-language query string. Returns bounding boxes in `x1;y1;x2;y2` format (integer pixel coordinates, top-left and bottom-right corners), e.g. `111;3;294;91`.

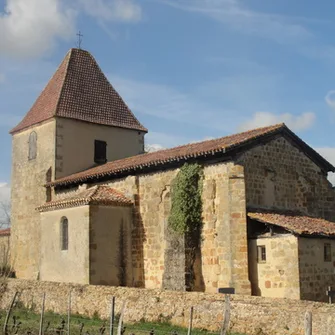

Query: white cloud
78;0;141;23
0;0;75;58
325;90;335;110
0;0;142;58
238;111;316;132
145;144;165;152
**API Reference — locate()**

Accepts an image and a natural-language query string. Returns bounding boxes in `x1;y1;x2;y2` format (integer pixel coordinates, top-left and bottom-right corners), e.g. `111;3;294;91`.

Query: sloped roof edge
10;48;147;134
47;123;335;188
248;210;335;237
37;185;132;212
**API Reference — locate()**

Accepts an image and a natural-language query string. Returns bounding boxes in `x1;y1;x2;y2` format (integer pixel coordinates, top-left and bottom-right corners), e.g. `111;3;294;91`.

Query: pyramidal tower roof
10;48;147;134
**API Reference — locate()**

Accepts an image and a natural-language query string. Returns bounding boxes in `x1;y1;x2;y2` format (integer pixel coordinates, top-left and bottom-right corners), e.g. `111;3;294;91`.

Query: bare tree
0;200;12;279
0;201;10;228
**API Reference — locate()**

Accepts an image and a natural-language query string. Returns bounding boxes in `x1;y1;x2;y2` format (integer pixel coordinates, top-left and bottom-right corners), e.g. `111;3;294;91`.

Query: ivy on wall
168;163;203;235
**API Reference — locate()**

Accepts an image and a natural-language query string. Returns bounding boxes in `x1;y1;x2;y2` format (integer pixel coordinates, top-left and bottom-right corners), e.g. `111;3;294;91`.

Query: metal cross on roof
76;31;83;49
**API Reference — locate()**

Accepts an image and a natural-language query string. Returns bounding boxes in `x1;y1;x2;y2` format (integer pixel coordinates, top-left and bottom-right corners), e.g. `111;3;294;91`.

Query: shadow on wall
132;176;146;288
248;239;261;296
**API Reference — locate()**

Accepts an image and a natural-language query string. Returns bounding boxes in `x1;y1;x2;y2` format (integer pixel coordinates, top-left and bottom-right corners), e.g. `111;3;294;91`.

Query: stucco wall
239;137;335;219
0;235;10;265
40;206;90;284
11;120;56;279
89;205;133;286
248;234;300;299
55;118;145;179
2;279;335;335
298;237;335;302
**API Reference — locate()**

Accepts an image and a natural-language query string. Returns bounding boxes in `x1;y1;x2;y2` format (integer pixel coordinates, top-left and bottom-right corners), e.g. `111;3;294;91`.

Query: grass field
0;307;245;335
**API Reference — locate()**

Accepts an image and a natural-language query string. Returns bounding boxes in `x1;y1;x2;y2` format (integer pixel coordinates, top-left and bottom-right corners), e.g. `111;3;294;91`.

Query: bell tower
10;48;147;279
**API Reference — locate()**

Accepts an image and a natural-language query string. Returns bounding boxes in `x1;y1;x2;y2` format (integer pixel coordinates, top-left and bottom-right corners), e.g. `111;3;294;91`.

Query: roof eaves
37;198;132;212
48;147;230;187
51;123;325;188
47;126;285;188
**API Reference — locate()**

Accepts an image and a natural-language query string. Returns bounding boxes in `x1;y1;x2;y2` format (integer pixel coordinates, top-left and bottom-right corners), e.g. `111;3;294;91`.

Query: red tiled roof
248;211;335;237
10;48;147;134
37;185;132;212
48;123;335;187
0;228;10;236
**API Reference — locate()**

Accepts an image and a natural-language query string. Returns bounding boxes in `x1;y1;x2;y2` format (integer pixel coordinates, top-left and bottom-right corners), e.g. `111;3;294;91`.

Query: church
8;48;335;302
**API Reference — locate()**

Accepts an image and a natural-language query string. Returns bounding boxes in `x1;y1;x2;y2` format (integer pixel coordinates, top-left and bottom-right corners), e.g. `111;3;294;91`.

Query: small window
94;140;107;164
257;245;266;263
324;243;331;262
61;217;69;251
28;132;37;160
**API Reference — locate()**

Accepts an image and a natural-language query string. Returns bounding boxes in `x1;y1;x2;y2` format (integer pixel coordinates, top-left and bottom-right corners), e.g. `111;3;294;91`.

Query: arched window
28;131;37;160
61;217;69;250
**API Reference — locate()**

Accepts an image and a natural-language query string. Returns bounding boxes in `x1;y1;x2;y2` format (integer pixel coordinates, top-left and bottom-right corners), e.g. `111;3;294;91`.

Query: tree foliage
168;163;203;235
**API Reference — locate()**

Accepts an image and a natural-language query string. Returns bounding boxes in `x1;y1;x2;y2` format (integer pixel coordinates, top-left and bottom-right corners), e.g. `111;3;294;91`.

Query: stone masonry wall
89;205;133;287
238;137;335;220
102;162;250;294
0;234;10;265
201;163;250;294
248;234;300;299
11;120;56;279
55;161;251;293
55;118;145;179
298;237;335;302
2;279;335;335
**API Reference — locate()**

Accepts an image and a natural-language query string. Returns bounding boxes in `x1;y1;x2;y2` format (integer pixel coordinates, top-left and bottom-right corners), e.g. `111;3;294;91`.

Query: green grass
0;307;245;335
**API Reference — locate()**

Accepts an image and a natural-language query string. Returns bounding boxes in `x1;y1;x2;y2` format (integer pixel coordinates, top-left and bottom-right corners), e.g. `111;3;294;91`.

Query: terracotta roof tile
37;185;132;212
49;123;334;187
10;49;147;134
49;123;284;186
0;228;10;236
248;211;335;237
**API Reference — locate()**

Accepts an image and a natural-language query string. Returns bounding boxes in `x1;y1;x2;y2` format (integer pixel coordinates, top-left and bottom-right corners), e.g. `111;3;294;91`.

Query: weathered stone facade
239;136;335;219
55;118;145;179
39;204;133;286
12;128;335;299
88;162;251;294
0;233;10;266
11;117;145;281
10;47;335;301
51;162;251;293
298;237;335;302
40;205;90;284
11;120;56;279
3;279;335;335
248;235;300;299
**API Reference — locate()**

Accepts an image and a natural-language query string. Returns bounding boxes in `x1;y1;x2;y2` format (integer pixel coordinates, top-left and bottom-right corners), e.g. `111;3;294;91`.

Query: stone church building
9;48;335;302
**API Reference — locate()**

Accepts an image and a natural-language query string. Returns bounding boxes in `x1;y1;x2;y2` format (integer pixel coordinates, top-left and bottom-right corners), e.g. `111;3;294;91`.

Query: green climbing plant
168;163;203;235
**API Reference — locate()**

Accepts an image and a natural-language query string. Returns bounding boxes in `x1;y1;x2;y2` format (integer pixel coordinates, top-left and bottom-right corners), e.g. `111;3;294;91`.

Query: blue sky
1;0;335;205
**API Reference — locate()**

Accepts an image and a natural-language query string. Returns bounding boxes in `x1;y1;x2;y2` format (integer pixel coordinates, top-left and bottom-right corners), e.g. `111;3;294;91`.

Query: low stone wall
1;279;335;335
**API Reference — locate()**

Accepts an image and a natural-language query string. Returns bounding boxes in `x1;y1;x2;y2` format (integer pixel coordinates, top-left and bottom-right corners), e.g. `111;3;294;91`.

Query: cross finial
76;31;83;49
